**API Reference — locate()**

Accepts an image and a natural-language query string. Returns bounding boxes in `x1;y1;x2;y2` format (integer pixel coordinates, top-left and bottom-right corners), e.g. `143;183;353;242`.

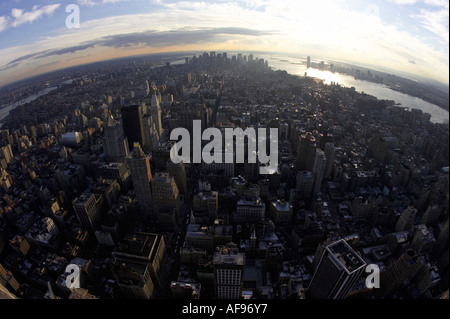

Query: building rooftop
326;239;366;274
272;200;292;211
152;172;173;183
72;193;94;206
113;232;160;262
186;224;212;238
237;197;265;207
213;245;245;266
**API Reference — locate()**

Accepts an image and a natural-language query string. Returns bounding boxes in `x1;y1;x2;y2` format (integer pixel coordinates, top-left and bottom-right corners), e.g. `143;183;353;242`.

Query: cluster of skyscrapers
0;52;448;301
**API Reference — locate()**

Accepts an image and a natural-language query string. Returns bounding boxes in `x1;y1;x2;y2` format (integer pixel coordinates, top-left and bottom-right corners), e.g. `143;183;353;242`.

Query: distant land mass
0;51;448;113
324;60;449;111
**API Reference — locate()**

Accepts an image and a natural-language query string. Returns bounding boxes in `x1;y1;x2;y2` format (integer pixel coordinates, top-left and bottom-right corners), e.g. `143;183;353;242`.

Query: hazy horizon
0;0;449;88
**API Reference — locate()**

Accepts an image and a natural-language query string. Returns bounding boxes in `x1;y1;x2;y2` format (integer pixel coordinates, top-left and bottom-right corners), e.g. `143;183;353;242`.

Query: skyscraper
380;249;423;295
433;218;449;259
213;243;245;299
167;161;188;195
307;56;311;68
150;94;163;137
145;80;150;96
395;206;417;232
121;104;146;151
112;232;167;299
103;114;129;159
324;142;335;179
312;148;326;195
151;172;181;228
0;264;20;296
72;193;103;233
307;239;366;299
151;173;180;209
130;143;153;218
296;170;314;200
411;224;436;254
296;132;317;171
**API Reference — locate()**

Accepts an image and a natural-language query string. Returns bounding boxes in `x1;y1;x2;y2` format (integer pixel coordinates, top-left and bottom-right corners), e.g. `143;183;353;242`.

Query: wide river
0;86;58;125
261;54;449;124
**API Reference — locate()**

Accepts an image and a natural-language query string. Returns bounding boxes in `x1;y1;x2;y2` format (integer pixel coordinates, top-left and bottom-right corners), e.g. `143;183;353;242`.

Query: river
1;55;448;125
0;86;59;125
262;54;449;124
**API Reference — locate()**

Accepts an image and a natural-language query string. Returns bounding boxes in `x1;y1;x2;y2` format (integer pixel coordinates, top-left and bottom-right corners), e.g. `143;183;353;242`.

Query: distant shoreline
0;50;448;125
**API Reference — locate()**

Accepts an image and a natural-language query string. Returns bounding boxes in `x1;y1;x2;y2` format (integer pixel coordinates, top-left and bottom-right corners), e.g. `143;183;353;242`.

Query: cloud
388;0;419;4
422;0;449;8
0;16;9;32
412;8;449;46
0;50;54;71
389;0;449;6
1;27;275;68
0;0;448;86
76;0;133;5
76;0;97;6
0;4;61;31
102;0;132;3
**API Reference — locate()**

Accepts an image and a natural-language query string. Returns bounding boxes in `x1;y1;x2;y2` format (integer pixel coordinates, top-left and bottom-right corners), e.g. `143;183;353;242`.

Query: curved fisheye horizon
0;0;449;87
0;0;449;305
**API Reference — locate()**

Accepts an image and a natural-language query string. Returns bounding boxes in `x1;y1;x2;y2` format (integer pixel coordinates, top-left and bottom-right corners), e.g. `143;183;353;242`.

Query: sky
0;0;448;87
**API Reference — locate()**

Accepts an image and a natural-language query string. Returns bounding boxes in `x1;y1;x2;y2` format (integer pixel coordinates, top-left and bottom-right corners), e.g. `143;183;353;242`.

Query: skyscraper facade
103;114;129;159
121;104;146;151
307;239;366;299
380;249;422;295
395;206;417;232
72;193;103;233
296;132;317;171
112;232;166;299
213;243;245;299
324;142;335;179
167;161;188;195
130;143;153;217
151;172;180;212
312;148;326;195
296;170;314;200
150;94;163;137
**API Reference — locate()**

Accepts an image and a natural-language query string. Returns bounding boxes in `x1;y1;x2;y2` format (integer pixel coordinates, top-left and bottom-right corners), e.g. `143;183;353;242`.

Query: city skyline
0;49;448;301
0;0;449;87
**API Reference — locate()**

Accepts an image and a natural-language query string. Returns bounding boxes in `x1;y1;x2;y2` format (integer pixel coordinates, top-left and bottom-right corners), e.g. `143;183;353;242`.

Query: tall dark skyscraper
380;249;425;295
395;206;417;232
312;148;326;195
121;104;146;151
296;132;317;171
111;232;167;299
307;56;311;68
103;114;130;159
324;142;335;179
150;94;163;138
296;170;314;200
130;143;153;217
72;193;103;233
307;239;366;299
